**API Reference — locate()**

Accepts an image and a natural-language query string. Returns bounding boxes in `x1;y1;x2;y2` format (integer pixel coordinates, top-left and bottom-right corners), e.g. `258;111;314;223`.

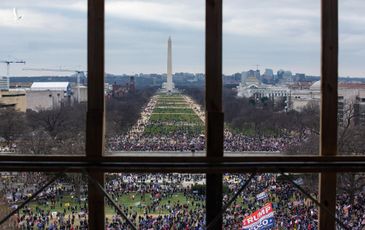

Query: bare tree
18;130;54;155
336;99;365;206
0;108;26;147
27;108;69;138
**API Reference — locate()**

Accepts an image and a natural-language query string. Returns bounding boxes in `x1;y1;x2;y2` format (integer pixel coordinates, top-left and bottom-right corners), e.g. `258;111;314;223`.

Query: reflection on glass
105;173;205;228
0;172;87;229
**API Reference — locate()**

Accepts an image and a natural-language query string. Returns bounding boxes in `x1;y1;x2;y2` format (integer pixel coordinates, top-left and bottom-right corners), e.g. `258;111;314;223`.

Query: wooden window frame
1;0;364;229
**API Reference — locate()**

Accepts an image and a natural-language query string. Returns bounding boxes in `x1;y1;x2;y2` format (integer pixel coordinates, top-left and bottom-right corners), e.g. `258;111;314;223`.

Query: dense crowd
223;174;319;229
105;174;205;229
1;173;88;229
0;145;16;153
336;190;365;229
1;93;364;229
107;130;301;152
1;172;365;229
105;92;304;153
102;173;365;229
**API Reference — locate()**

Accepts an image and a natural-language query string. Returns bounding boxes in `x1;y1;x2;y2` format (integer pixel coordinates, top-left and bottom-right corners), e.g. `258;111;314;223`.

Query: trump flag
242;203;275;230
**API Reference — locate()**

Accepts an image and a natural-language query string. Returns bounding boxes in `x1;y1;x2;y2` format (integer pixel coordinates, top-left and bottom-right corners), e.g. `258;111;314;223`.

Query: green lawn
150;113;202;123
144;94;203;135
25;193;203;216
105;192;203;215
27;196;87;215
157;97;186;102
153;107;195;114
156;103;189;107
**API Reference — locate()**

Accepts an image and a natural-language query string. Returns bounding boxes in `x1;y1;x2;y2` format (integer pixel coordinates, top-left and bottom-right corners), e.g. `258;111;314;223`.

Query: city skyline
0;0;365;77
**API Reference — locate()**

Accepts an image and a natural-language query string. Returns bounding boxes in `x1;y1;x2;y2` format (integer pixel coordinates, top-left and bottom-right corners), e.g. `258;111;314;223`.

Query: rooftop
30;82;70;91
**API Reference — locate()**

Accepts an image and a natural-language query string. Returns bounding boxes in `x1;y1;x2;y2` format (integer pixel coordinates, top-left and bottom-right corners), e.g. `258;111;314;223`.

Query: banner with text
242;203;275;230
256;191;268;201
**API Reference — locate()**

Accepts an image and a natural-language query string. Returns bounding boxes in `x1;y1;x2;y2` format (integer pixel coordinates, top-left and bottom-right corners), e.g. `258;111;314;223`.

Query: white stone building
26;82;72;111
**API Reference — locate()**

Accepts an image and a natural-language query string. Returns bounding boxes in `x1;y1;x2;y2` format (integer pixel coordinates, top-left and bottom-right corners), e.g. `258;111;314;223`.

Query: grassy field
27;196;87;214
158;97;185;102
153;107;195;114
105;192;203;215
156;102;189;107
144;93;204;136
25;192;203;216
150;113;202;123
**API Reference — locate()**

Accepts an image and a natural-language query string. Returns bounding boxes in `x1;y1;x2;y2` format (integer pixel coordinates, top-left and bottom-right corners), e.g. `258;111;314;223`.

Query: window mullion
206;0;223;229
319;0;338;229
87;0;105;229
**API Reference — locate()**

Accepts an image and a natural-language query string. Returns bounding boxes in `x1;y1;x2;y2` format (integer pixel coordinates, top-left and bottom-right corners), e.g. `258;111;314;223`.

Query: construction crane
23;67;86;103
0;60;26;89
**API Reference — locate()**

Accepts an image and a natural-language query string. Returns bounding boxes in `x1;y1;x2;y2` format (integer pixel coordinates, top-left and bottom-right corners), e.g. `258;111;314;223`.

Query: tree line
0;87;157;155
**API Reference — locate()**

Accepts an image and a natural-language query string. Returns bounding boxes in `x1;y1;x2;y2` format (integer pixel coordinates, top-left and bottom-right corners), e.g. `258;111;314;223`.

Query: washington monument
163;36;175;92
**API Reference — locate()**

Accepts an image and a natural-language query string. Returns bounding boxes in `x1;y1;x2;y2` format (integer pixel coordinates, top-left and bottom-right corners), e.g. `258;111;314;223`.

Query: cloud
105;1;204;31
223;0;320;40
0;9;85;32
0;0;364;76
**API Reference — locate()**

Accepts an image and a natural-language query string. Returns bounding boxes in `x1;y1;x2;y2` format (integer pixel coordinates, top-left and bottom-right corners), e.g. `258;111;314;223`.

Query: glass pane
0;0;87;156
336;173;365;229
105;0;205;156
338;0;365;156
0;172;88;229
105;173;205;229
223;0;321;156
223;173;319;228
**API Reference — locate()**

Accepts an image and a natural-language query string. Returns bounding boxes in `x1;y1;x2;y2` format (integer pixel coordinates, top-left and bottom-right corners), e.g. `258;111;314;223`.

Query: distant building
241;71;248;83
277;69;285;81
237;71;289;99
262;69;274;84
237;84;289;99
275;69;293;84
354;91;365;126
241;70;260;85
293;73;306;82
26;82;72;111
264;69;274;77
0;77;8;90
111;82;129;98
129;76;136;93
71;85;88;103
288;82;312;90
282;71;293;83
30;82;72;92
0;89;27;112
237;79;365;123
289;80;365;125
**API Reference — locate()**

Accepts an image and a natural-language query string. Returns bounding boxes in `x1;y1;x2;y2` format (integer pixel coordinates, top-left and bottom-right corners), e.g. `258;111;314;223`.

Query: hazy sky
0;0;364;77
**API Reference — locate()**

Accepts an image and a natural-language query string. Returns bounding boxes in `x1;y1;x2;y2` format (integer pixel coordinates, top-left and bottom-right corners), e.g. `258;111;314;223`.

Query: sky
0;0;364;77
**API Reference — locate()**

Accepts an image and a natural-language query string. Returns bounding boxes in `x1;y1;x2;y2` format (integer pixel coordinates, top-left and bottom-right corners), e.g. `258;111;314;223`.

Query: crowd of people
336;190;365;229
0;145;16;153
105;174;205;229
222;174;319;229
106;93;303;153
107;131;301;152
1;172;365;229
1;92;364;229
1;173;88;229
